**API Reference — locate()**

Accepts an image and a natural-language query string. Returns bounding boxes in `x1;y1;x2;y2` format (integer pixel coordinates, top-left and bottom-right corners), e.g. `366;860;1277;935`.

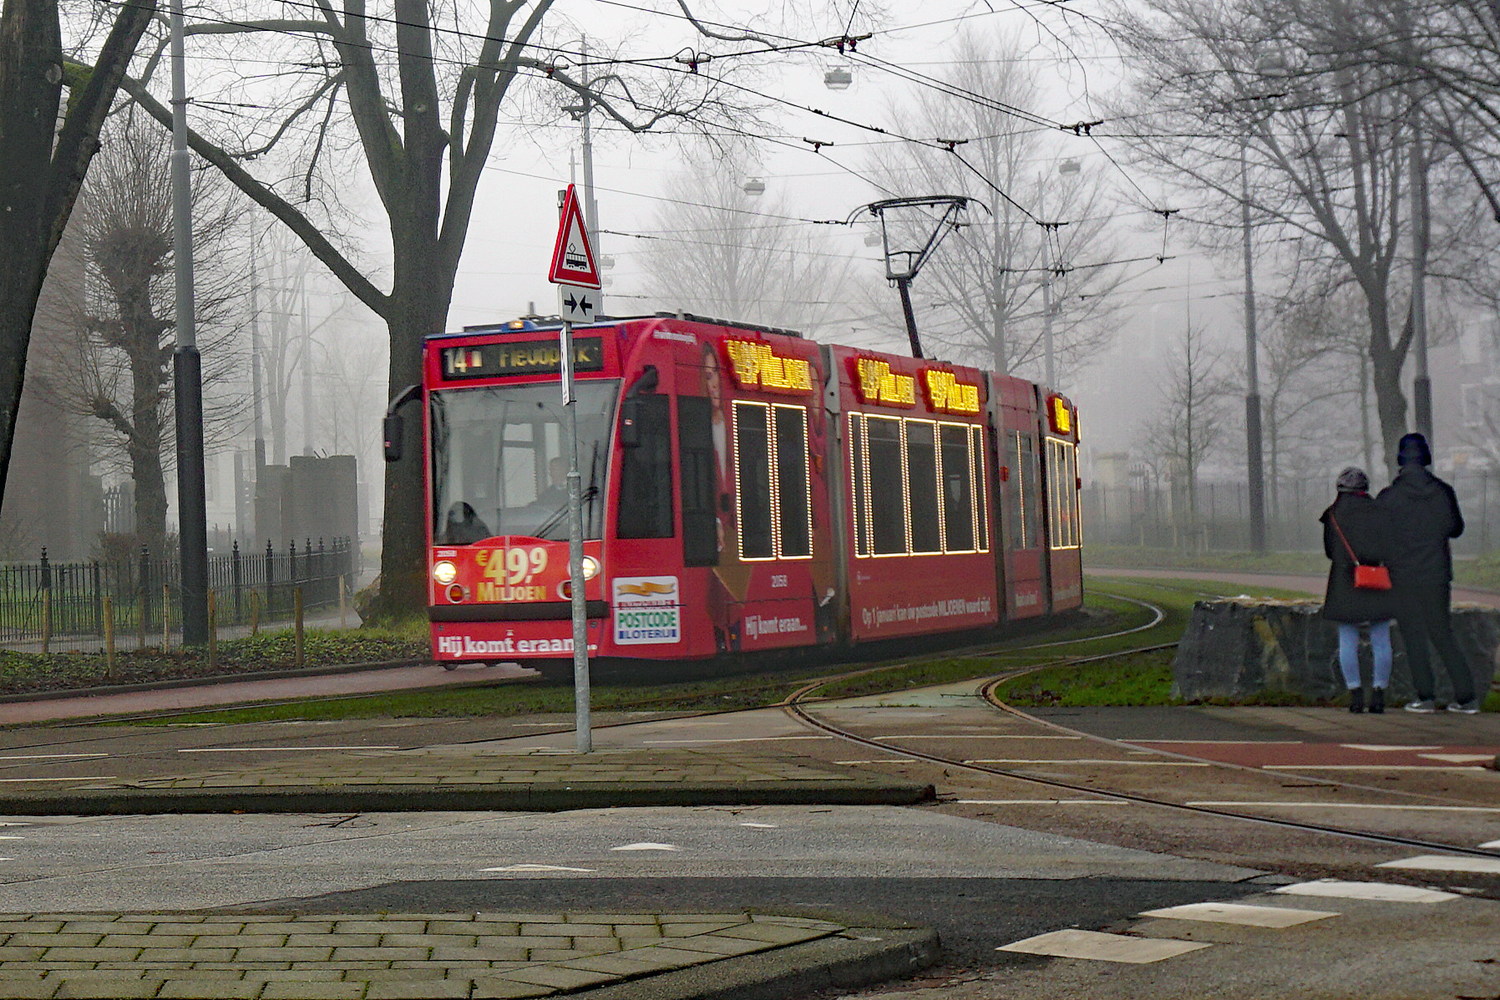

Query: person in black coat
1321;467;1397;713
1376;432;1477;714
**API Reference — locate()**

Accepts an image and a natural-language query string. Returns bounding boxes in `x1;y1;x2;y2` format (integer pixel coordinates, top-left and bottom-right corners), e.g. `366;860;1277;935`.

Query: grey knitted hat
1336;466;1369;493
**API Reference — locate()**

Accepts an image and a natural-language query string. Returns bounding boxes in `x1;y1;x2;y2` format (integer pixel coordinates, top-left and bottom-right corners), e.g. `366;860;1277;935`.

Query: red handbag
1331;514;1392;591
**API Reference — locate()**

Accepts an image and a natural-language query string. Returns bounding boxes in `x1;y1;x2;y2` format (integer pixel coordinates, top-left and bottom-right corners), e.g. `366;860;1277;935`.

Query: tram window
906;421;941;554
1008;430;1043;550
940;425;974;552
679;396;718;566
774;405;811;558
867;416;907;555
1046;438;1082;549
850;414;869;557
617;394;673;539
972;426;989;552
735;402;774;559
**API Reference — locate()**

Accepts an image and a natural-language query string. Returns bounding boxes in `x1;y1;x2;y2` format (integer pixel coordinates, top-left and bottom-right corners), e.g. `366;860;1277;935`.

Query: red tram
404;313;1083;676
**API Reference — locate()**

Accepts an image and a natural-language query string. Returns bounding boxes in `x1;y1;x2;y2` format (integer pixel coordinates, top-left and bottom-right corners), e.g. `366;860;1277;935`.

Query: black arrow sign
564;292;594;318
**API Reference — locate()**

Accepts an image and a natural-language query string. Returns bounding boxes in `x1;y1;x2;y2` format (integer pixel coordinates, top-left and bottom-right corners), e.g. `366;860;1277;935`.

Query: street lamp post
1241;145;1267;552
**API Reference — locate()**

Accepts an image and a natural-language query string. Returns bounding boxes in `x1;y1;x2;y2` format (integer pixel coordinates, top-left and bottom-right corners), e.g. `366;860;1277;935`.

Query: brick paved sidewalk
0;910;853;999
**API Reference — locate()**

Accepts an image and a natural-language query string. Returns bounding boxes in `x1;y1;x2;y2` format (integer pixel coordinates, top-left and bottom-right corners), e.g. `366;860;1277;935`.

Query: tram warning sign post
549;184;602;753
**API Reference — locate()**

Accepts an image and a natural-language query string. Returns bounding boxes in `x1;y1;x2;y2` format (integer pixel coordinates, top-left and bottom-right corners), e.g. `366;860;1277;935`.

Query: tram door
993;376;1047;619
1041;393;1084;612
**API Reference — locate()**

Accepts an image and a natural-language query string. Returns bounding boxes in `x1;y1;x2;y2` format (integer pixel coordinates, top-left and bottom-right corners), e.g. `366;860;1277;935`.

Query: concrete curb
573;925;940;1000
0;780;938;816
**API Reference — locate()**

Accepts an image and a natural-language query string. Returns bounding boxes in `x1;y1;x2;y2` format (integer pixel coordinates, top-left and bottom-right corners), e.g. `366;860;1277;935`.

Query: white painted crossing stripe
0;836;25;840
178;746;401;752
997;929;1209;964
0;776;114;783
1187;801;1500;813
1341;745;1440;752
1481;840;1500;849
0;753;109;760
1274;880;1458;903
1376;855;1500;874
958;799;1129;806
739;823;779;829
1138;902;1338;928
482;864;596;873
1263;764;1486;771
1418;753;1497;764
832;759;919;765
1134;740;1304;745
640;737;832;745
964;759;1210;767
611;843;680;852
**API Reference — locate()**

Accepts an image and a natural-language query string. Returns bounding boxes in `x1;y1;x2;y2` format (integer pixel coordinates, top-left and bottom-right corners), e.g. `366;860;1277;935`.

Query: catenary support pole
170;0;209;645
1241;146;1267;553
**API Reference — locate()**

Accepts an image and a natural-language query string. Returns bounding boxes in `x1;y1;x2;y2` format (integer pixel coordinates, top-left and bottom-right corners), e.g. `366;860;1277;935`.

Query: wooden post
294;587;305;668
104;597;117;681
207;590;217;671
41;590;51;655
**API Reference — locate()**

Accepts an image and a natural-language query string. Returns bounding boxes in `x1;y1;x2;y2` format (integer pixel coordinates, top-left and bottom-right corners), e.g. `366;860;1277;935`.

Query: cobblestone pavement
0;911;847;999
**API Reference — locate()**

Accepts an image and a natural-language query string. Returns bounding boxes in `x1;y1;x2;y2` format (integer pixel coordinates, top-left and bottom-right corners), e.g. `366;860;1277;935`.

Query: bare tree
1145;321;1230;545
863;28;1126;381
117;2;843;617
39;121;245;558
637;154;860;337
0;0;156;519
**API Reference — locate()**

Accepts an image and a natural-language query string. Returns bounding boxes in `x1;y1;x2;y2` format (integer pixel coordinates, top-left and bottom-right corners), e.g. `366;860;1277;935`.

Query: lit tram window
906;420;942;554
1046;437;1082;549
850;414;870;557
940;424;975;552
866;416;907;555
774;404;812;558
972;425;989;552
733;400;812;561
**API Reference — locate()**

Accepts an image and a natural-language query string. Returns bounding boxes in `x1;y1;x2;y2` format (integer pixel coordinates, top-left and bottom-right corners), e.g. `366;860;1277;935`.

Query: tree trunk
1365;297;1408;480
0;0;64;520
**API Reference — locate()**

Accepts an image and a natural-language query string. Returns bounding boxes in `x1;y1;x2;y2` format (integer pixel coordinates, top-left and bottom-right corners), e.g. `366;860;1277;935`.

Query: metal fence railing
0;537;358;654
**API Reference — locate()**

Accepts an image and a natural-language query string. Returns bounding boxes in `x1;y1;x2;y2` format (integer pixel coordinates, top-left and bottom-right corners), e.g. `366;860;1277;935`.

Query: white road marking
1376;855;1500;874
1187;801;1500;813
1274;880;1458;903
739;823;779;829
0;776;114;783
964;759;1210;767
482;864;596;873
1139;902;1338;928
640;737;832;745
0;836;24;840
1133;740;1304;745
177;746;401;752
1341;745;1441;752
997;928;1209;964
611;843;680;852
0;753;109;760
957;799;1129;806
1262;765;1486;771
1480;840;1500;849
832;759;919;765
1418;754;1497;764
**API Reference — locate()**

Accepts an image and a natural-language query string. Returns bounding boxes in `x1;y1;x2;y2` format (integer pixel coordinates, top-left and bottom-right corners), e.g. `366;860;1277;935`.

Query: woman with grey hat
1320;466;1397;712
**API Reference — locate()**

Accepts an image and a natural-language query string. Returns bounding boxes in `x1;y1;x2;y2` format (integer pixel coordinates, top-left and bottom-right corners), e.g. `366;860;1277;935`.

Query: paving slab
0;911;936;1000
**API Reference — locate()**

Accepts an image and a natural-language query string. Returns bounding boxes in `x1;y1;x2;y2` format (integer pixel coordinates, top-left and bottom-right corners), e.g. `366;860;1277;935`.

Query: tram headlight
581;555;600;580
432;560;457;586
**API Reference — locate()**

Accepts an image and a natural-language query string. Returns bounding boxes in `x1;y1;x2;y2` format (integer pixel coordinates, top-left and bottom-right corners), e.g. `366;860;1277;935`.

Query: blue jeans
1337;621;1391;689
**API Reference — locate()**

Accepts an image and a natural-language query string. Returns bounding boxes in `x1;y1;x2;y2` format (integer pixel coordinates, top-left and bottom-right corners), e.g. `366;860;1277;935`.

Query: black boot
1348;688;1365;713
1369;688;1385;714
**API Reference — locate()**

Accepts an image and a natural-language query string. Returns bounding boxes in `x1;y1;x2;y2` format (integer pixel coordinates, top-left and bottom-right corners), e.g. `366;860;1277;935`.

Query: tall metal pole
561;316;590;753
250;272;266;472
1411;127;1433;444
579;38;600;268
1040;237;1056;388
170;0;208;645
1241;146;1267;552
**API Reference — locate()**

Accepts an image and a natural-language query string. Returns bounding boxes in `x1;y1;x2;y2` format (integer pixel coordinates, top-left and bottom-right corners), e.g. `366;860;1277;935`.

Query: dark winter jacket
1320;492;1397;623
1375;465;1464;585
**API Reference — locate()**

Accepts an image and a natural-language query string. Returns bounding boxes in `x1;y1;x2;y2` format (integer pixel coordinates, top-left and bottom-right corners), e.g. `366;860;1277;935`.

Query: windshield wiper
533;485;599;539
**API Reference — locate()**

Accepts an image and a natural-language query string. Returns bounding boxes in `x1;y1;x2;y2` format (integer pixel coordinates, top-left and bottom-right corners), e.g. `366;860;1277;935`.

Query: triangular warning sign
548;184;602;289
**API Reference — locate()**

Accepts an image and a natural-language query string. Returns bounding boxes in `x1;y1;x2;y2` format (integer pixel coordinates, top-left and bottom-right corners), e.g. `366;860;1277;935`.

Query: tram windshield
430;381;618;544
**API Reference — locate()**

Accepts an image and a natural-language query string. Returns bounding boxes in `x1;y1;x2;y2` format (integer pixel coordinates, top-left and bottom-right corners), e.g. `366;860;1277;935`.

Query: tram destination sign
441;336;604;380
